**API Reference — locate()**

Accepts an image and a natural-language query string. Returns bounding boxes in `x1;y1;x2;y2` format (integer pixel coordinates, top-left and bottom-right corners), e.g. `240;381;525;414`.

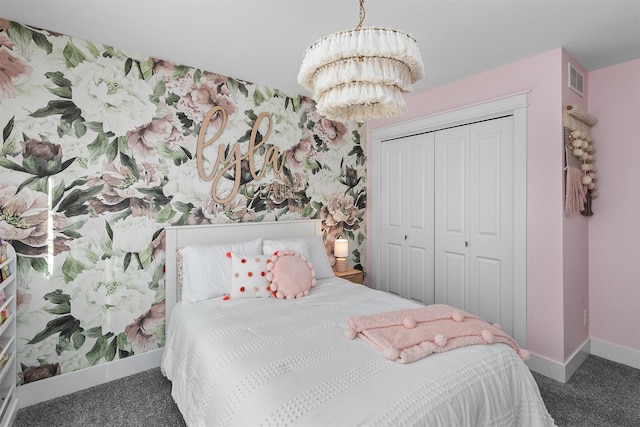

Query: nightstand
334;268;364;285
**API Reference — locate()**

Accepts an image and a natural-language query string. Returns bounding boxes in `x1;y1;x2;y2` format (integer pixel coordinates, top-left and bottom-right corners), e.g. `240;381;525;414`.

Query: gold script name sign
196;106;286;204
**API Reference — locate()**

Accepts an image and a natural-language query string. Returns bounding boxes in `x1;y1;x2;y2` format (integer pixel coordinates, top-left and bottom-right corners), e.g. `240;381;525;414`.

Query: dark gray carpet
14;355;640;426
531;355;640;427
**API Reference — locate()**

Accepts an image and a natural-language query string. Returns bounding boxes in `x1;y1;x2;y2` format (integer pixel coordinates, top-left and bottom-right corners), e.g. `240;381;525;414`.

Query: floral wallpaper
0;19;366;384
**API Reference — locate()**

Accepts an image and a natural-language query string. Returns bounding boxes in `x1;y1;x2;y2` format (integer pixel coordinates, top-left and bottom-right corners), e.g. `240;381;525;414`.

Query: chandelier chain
355;0;366;31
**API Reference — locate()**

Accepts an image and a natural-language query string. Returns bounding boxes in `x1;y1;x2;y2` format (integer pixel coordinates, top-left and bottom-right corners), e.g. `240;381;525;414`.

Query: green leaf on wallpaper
28;315;77;344
30;100;82;125
302;204;313;217
137;247;152;269
172;65;190;79
137;58;153;80
29;257;49;275
30;29;53;54
156;204;175;223
105;220;114;241
46;303;71;316
253;88;266;106
62;255;86;282
44;289;71;306
85;41;101;58
84;326;104;338
58;185;103;217
86;335;108;366
46;71;72;88
49;86;72;99
165;91;180;106
117;333;131;353
172;211;190;226
105;336;118;362
87;133;109;160
7;22;31;53
73;119;87;138
84;121;104;132
123;252;132;271
245;110;258;122
227;78;248;98
151;80;167;104
124;57;133;76
117;136;132;157
193;69;202;85
120;152;139;180
63;41;87;68
2;116;14;142
72;330;86;350
0;157;27;173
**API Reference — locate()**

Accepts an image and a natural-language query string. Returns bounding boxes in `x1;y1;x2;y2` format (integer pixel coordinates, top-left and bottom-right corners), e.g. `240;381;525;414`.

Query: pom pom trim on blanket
346;304;530;364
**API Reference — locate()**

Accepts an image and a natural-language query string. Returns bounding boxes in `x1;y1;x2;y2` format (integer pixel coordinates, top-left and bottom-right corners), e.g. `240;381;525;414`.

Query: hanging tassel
564;166;587;217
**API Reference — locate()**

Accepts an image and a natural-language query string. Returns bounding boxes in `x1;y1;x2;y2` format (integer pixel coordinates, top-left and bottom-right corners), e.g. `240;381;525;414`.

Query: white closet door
435;117;515;336
434;126;470;310
380;133;435;305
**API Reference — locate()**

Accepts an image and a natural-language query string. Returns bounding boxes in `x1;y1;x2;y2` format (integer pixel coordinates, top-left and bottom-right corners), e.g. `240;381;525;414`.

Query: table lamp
334;238;348;273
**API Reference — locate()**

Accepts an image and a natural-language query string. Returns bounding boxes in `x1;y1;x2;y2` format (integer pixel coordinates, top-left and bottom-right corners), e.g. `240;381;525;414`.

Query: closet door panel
380;133;434;303
439;251;466;308
435;126;470;309
469;118;514;333
408;245;430;304
383;242;403;296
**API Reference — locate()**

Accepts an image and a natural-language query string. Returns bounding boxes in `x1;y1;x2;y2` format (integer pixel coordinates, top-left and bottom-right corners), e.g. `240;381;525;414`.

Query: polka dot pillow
228;253;273;299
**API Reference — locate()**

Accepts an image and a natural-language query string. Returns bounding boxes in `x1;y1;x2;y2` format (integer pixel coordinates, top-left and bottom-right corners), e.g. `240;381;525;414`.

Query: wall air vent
568;62;584;97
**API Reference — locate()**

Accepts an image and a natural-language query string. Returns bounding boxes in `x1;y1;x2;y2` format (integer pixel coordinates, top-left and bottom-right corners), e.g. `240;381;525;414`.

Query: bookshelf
0;242;18;427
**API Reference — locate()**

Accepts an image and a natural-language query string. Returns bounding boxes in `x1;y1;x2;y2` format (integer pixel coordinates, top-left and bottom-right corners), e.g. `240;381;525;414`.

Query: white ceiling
1;0;639;97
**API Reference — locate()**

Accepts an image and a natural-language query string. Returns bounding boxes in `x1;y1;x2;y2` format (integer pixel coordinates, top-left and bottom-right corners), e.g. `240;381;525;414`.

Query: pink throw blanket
345;304;530;364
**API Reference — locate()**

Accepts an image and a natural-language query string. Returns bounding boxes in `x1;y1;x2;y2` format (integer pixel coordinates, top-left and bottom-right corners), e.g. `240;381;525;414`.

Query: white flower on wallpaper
305;167;349;204
66;55;156;136
111;216;157;253
253;95;305;152
0;19;366;385
68;257;155;334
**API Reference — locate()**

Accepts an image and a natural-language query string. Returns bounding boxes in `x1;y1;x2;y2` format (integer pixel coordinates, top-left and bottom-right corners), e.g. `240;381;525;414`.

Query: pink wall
561;51;590;358
588;59;640;352
368;49;568;362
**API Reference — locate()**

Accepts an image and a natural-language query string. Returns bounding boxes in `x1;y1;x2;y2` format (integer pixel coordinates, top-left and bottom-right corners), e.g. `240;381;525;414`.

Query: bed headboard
164;219;322;322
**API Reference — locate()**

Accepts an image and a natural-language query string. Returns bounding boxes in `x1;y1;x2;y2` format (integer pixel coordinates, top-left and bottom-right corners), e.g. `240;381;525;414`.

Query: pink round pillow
266;250;316;299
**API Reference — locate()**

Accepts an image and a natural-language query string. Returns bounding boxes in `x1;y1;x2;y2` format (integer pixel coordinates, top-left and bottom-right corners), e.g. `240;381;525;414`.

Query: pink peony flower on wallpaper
0;32;32;98
0;181;49;246
126;112;189;163
168;72;237;125
310;111;348;147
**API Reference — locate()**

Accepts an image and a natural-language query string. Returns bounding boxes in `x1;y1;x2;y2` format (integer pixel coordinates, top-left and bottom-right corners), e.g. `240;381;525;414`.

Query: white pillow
305;237;335;279
229;253;272;299
179;238;262;303
262;239;310;260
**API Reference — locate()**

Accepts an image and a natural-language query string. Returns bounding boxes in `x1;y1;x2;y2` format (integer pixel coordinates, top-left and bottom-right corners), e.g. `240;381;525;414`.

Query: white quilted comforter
161;278;555;427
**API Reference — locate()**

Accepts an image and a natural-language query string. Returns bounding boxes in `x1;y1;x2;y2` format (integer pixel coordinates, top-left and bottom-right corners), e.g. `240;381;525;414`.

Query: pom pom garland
566;123;599;206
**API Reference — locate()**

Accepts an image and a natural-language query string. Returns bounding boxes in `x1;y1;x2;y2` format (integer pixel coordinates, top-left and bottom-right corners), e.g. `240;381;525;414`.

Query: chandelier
297;0;424;123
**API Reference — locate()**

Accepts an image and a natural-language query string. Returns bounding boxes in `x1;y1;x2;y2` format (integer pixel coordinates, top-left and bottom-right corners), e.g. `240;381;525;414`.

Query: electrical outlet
584;309;588;327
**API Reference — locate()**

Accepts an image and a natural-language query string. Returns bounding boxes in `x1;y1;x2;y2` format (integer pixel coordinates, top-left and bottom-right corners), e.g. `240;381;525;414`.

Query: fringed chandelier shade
297;0;424;123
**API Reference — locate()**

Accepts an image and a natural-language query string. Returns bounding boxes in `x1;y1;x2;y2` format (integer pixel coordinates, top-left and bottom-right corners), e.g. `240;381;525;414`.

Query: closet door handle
465;241;469;247
404;235;408;240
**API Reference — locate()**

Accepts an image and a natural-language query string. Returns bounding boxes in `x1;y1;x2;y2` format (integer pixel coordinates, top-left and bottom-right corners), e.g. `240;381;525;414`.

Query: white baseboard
591;338;640;370
17;348;163;408
526;339;591;383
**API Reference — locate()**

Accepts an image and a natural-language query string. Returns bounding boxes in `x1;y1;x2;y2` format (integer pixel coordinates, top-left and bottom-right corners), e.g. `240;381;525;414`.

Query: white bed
161;220;555;427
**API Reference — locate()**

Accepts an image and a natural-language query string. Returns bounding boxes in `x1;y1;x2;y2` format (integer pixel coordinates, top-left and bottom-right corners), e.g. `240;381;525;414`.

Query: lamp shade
334;239;349;258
